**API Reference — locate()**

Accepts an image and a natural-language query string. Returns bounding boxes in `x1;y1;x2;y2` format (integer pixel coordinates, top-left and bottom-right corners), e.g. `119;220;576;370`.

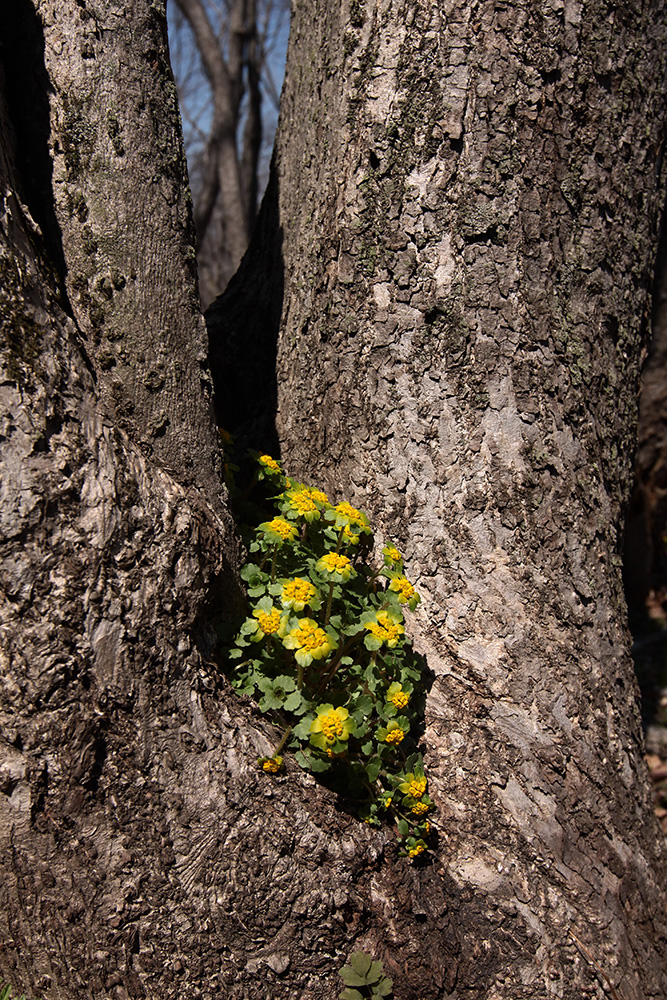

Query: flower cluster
225;452;431;859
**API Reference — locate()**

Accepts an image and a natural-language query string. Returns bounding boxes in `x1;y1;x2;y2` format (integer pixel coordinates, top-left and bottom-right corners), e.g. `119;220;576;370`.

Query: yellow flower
408;842;425;858
280;577;318;611
283;618;337;666
411;802;430;817
383;544;402;564
387;682;410;709
316;552;355;581
329;501;372;534
407;778;427;799
306;486;330;505
260;755;283;773
336;501;364;522
424;822;431;835
342;524;360;546
290;493;316;514
385;727;405;745
259;454;281;474
247;599;289;641
364;609;405;647
389;575;418;605
254;608;282;635
260;517;298;544
310;704;356;750
398;770;427;800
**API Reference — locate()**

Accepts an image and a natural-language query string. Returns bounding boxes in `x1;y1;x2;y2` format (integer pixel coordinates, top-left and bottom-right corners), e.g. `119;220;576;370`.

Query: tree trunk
173;0;251;273
625;203;667;612
3;2;667;1000
212;0;667;995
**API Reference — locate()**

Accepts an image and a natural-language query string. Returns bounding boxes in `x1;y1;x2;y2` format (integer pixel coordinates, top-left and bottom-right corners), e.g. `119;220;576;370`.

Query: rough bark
13;0;225;501
211;0;667;995
625;204;667;611
4;1;667;1000
0;5;478;1000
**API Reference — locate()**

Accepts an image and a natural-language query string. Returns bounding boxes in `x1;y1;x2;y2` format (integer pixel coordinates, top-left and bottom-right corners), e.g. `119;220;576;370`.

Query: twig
567;929;622;1000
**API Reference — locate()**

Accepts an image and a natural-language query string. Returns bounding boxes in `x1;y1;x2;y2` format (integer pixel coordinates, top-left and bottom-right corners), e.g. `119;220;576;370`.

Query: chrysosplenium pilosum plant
226;451;433;858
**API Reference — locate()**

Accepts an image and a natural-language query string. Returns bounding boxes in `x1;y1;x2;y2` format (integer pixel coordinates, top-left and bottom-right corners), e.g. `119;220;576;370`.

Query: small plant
1;986;34;1000
224;450;433;857
339;951;393;999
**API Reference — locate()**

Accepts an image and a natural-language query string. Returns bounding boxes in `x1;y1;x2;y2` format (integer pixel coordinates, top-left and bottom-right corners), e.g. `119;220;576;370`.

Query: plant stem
272;725;293;756
313;633;363;700
324;581;334;627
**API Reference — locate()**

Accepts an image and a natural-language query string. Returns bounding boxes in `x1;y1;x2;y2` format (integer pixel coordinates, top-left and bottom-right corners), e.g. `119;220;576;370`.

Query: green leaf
365;756;382;782
308;755;332;772
366;960;384;983
240;562;263;582
354;720;369;739
349;952;373;977
283;690;303;712
339;990;364;1000
294;749;331;772
340;970;368;988
290;696;313;716
355;694;374;715
373;976;394;997
397;819;409;837
292;717;314;740
294;749;311;770
258;692;282;711
279;675;298;691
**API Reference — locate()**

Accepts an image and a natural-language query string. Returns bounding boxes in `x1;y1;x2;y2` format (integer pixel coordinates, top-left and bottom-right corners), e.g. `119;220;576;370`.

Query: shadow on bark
206;163;284;459
1;0;70;307
625;190;667;731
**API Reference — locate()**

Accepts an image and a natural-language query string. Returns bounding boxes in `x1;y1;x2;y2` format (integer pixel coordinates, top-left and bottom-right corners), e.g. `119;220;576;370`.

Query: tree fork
1;0;667;999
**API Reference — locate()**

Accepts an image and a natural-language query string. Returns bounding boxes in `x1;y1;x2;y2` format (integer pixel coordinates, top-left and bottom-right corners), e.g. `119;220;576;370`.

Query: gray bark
3;0;667;999
1;5;465;1000
211;0;667;995
31;0;225;499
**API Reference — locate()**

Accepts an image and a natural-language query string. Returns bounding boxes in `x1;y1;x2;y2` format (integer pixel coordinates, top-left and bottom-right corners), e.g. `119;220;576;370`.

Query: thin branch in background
168;0;289;306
